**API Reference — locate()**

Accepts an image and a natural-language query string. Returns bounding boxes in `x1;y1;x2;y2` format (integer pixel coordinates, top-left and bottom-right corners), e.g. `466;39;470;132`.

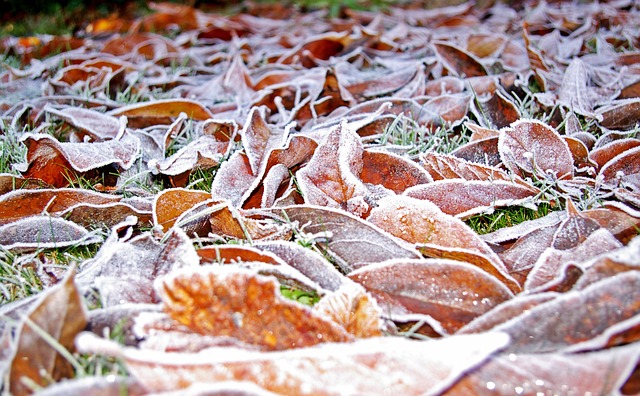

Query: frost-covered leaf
498;119;573;179
361;150;432;193
9;269;87;395
44;105;122;141
405;179;537;218
494;271;640;353
349;259;513;333
296;120;369;217
157;265;352;350
153;188;211;231
241;107;289;175
598;145;640;191
367;196;520;293
445;343;640;395
76;331;509;395
21;133;140;187
0;215;102;251
108;99;213;128
313;282;383;338
275;205;421;272
256;241;347;292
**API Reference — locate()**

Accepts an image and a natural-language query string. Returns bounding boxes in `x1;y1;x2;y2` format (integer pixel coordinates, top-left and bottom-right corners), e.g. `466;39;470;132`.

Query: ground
1;0;640;394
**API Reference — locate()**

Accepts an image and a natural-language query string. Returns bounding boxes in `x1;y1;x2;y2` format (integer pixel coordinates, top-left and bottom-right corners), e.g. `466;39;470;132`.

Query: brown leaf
76;331;509;395
494;271;640;353
0;188;120;226
44;105;123;141
21;133;140;188
458;292;558;334
361;150;432;193
256;241;347;292
420;151;514;182
451;136;502;166
153;188;212;231
296;121;370;216
498;119;574;179
9;268;87;395
589;138;640;170
475;91;521;130
0;216;102;251
157;265;352;350
349;258;513;333
108;99;213;128
598;99;640;131
405;179;537;218
367;195;521;293
241;107;289;175
76;226;197;306
275;205;421;272
434;42;488;77
524;228;622;291
598;145;640;190
445;343;640;396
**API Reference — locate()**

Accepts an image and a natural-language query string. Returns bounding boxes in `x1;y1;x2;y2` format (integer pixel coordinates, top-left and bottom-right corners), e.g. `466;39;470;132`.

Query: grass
0;248;43;304
465;203;556;235
0;120;28;175
280;285;321;306
376;113;471;159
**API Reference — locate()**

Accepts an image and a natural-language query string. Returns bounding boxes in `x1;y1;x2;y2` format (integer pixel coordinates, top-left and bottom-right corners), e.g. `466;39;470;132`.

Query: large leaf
76;331;509;395
9;269;87;395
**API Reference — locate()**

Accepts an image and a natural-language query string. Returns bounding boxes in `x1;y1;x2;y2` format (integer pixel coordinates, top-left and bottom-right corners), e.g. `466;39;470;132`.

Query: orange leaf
157;266;353;350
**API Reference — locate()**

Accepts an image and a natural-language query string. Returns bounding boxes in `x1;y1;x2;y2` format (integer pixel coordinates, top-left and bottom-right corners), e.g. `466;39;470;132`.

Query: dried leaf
76;331;509;395
599;145;640;191
361;150;432;193
405;179;536;218
446;343;640;395
494;271;640;353
349;259;513;333
0;215;102;251
153;188;212;231
108;99;213;128
313;282;383;338
9;269;87;395
367;195;520;293
21;133;139;187
275;205;421;272
498;119;573;179
157;265;352;350
296;121;370;216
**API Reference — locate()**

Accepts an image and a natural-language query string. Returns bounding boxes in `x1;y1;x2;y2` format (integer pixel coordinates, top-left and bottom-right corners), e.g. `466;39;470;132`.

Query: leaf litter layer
1;0;640;394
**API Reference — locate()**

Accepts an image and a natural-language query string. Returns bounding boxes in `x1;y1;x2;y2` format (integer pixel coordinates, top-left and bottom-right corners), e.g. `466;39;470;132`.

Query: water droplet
486;382;496;390
508;353;517;362
515;386;524;394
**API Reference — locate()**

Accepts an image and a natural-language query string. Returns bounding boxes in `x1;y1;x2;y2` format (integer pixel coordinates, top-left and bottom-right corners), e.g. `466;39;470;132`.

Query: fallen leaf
367;195;521;293
494;271;640;353
0;216;102;251
349;258;513;333
75;331;509;395
9;268;87;395
445;342;640;395
296;120;370;217
498;119;574;179
313;282;383;338
405;179;537;218
274;205;421;272
157;265;352;350
361;150;433;194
